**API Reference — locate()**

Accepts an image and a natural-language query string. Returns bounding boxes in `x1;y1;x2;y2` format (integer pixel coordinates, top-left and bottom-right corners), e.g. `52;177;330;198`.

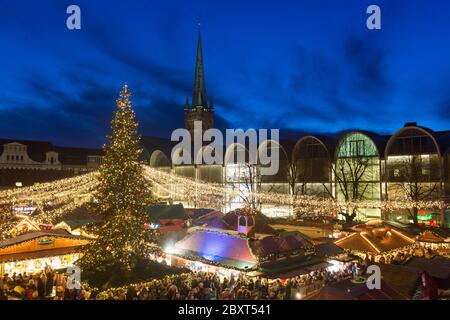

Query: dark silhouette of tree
323;156;372;223
389;155;440;225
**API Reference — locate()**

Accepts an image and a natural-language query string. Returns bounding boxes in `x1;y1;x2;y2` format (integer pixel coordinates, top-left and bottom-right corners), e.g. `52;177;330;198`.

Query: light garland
0;157;446;239
142;166;445;215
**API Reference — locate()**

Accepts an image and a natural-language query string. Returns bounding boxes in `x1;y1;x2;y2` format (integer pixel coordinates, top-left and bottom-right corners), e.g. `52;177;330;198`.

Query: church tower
184;32;214;137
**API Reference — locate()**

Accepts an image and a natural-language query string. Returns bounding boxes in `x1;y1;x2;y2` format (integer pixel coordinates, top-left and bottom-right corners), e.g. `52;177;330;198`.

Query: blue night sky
1;0;450;147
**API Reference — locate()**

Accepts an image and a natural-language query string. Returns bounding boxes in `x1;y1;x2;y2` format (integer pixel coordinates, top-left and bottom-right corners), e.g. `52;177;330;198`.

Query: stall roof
378;264;421;299
147;204;188;220
404;256;450;281
417;230;449;243
0;229;88;249
222;211;277;235
0;246;81;262
315;242;344;258
316;278;408;300
251;232;314;257
386;221;450;239
58;218;98;230
173;229;258;270
336;221;415;254
258;256;330;279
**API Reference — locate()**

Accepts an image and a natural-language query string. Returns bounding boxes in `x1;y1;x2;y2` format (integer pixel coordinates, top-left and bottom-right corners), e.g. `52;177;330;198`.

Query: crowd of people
2;245;447;300
0;261;360;300
356;245;444;265
96;265;357;300
0;265;88;300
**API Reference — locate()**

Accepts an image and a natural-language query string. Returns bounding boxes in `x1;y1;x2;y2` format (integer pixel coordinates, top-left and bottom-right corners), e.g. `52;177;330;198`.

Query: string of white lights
0;165;445;239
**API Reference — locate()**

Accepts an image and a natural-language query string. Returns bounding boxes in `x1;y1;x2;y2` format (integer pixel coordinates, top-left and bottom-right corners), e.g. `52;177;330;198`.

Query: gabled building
144;121;450;226
0;139;103;187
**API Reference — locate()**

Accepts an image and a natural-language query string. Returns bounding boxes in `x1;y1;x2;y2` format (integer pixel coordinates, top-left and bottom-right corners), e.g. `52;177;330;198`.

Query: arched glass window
293;136;331;183
149;150;171;168
384;127;442;224
335;132;381;220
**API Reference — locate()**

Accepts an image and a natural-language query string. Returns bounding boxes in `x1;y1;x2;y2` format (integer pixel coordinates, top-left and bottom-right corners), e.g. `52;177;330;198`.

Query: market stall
0;229;90;275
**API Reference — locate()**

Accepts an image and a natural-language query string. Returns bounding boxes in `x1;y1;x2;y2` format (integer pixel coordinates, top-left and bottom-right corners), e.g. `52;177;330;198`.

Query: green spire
192;31;207;108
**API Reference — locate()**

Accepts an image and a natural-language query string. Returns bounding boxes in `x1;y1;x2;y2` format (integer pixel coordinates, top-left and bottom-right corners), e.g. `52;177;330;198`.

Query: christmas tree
79;84;155;280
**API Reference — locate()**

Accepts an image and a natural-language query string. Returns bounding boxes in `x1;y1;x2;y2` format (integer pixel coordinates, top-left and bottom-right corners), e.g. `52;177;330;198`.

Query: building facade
2;33;449;228
0;139;103;187
144;124;450;227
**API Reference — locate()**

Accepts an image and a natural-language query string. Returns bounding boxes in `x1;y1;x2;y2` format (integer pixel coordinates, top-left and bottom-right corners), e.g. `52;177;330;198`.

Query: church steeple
192;31;208;108
184;30;214;136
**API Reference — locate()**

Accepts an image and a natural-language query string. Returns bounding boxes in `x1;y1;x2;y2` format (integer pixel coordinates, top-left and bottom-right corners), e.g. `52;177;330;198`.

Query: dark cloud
437;98;450;120
343;35;389;96
1;0;449;148
85;22;191;96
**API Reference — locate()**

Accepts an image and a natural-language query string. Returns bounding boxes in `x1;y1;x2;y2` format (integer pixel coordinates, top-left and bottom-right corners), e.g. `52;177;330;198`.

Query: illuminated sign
418;210;437;227
14;206;37;216
37;238;54;246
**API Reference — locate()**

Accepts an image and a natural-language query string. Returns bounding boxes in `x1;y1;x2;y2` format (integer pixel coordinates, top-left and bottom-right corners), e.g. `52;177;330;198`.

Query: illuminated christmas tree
79;84;154;278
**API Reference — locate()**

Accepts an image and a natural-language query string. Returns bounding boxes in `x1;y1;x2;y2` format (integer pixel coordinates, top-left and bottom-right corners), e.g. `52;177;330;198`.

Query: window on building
349;140;365;156
422;167;431;177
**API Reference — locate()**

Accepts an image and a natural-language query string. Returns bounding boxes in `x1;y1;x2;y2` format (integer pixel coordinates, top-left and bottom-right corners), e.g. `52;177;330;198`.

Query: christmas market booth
146;203;191;232
157;211;330;280
0;229;90;275
416;230;450;252
385;221;450;257
335;219;416;261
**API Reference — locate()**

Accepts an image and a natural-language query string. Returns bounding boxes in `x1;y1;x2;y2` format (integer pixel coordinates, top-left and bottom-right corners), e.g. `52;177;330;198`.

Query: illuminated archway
196;145;223;183
292;136;332;197
334;132;382;221
384;125;443;225
149;150;171;168
224;143;255;212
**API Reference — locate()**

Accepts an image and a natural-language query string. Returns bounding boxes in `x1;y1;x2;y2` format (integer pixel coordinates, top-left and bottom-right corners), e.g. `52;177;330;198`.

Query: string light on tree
78;84;156;274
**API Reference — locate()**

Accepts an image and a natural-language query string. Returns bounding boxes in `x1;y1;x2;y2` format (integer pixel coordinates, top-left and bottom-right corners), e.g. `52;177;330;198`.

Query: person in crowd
3;244;445;301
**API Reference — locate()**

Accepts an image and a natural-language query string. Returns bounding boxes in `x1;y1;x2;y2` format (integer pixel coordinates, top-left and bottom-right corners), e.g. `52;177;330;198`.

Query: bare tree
324;156;372;222
227;163;262;211
285;158;316;219
242;163;261;210
287;159;311;197
389;155;440;225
